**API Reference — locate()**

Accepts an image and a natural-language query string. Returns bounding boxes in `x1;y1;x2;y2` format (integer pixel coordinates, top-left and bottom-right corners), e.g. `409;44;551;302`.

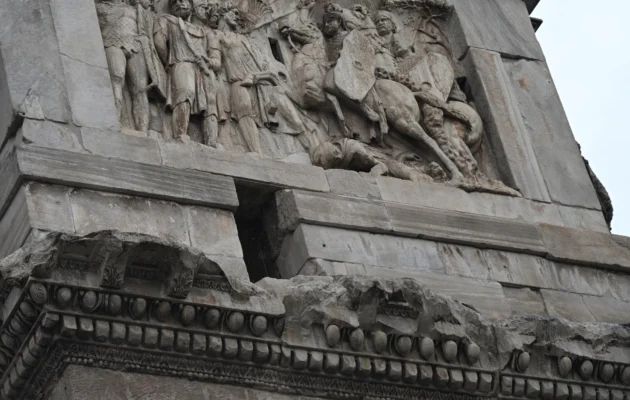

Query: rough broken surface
0;230;258;296
2;231;630;398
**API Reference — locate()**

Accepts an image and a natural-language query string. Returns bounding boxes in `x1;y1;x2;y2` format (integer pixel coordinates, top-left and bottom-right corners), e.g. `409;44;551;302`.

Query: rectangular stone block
539;224;630;271
581;295;630;324
0;52;14;148
17;145;238;210
23;182;75;233
385;202;545;254
0;187;30;259
19;119;84;153
377;177;557;225
540;289;596;323
558;206;609;233
159;139;196;170
503;58;600;209
61;55;119;130
548;262;612;298
324;169;381;200
502;287;547;317
448;0;544;60
275;190;392;234
0;142;20;217
437;243;491;280
192;144;329;192
185;206;242;258
81;128;161;165
338;263;512;320
276;224;444;278
462;48;549;202
50;0;108;69
439;240;616;298
69;188;190;245
0;0;71;124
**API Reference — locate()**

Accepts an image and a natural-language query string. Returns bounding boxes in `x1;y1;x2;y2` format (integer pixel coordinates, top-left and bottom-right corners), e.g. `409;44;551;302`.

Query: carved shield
334;30;376;103
406;52;454;102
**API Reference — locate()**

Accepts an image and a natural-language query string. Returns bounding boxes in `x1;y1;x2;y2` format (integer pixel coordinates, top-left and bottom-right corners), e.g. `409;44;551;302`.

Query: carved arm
153;18;169;66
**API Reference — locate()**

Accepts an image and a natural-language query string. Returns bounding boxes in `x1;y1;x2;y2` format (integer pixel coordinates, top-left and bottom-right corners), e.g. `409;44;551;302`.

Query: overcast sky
532;2;629;235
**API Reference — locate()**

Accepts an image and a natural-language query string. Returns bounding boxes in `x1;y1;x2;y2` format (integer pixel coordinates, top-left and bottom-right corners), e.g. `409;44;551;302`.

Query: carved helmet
323;3;348;29
374;10;399;33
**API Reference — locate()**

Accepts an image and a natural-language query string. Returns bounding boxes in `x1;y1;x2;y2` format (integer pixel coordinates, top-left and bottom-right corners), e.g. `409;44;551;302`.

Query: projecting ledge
270;189;630;273
0;144;239;218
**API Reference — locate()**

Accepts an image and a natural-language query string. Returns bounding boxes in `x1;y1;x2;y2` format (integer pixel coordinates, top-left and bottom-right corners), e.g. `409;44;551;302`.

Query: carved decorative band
2;280;630;400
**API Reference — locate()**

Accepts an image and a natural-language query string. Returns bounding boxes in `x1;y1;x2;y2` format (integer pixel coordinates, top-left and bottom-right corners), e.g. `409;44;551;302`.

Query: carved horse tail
448;101;483;153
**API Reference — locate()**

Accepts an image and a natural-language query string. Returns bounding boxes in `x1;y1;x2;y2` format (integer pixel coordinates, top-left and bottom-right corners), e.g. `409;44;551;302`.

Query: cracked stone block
448;0;544;60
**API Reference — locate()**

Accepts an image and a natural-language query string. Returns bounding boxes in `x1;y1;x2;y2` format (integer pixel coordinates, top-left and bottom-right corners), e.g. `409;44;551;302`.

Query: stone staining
95;0;518;196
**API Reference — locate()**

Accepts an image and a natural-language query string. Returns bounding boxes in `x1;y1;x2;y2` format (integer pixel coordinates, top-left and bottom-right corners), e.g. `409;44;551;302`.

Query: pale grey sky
533;2;630;235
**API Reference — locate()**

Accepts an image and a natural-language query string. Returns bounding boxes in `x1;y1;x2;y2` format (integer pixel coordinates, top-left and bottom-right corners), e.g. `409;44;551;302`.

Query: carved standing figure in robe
214;1;281;155
154;0;221;144
96;0;165;132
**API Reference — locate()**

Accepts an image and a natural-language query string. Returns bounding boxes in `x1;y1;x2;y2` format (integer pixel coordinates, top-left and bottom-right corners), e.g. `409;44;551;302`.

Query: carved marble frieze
2;232;630;399
94;0;519;196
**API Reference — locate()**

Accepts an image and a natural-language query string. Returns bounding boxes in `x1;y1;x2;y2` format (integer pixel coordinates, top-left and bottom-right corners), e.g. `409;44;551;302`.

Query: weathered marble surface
0;230;630;399
447;0;545;60
0;0;627;399
51;366;327;400
274;223;630;322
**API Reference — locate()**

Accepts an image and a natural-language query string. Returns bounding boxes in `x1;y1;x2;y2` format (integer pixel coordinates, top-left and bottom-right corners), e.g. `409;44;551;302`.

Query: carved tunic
154;15;211;114
219;31;262;84
96;1;141;53
218;31;268;121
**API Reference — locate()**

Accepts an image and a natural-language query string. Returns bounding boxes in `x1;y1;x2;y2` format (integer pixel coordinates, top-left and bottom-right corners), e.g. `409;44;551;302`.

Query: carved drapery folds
94;0;521;196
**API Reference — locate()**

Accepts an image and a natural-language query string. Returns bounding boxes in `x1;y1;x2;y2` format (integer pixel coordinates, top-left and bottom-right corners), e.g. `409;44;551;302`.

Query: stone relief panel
95;0;519;196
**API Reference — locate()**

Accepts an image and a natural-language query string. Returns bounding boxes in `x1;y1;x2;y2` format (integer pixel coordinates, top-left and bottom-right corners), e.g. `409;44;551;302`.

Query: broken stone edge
1;232;630;399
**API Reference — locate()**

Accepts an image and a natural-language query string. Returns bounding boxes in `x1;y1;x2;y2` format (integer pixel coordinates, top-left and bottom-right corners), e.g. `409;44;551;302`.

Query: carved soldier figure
372;11;411;79
214;1;281;155
322;3;349;65
154;0;221;144
96;0;164;132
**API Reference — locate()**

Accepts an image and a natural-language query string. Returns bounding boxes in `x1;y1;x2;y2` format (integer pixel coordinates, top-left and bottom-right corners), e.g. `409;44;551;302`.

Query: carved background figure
95;0;522;197
96;0;165;132
214;2;276;154
154;0;221;143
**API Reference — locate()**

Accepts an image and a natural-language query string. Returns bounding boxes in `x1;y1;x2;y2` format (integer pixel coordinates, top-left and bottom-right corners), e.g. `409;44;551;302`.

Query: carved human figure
315;4;466;182
214;1;281;154
280;19;327;109
192;0;212;26
96;0;164;132
154;0;221;144
344;5;376;32
372;11;410;78
372;11;481;179
321;3;349;65
310;139;437;183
